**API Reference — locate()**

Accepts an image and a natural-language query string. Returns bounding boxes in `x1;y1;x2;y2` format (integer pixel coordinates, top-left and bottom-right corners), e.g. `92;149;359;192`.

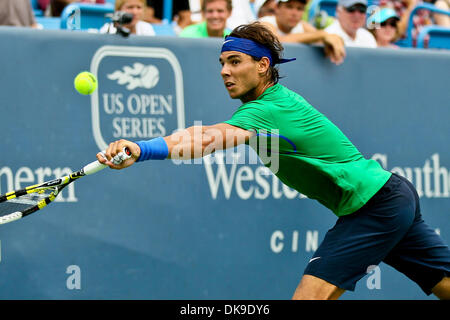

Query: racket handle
84;147;132;176
83;161;107;176
111;147;132;165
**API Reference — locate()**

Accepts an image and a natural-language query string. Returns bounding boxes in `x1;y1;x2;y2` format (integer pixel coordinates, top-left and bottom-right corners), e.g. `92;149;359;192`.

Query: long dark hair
228;22;284;84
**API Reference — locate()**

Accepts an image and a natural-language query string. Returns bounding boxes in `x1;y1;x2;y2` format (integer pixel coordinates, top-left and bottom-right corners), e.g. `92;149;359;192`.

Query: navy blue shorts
303;173;450;294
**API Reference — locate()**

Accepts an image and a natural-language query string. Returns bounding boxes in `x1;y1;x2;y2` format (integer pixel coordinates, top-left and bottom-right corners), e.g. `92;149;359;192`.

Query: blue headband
221;36;296;66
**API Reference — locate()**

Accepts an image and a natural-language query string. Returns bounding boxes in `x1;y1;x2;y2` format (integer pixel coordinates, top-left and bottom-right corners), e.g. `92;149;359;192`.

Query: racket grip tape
84;147;132;175
83;161;107;176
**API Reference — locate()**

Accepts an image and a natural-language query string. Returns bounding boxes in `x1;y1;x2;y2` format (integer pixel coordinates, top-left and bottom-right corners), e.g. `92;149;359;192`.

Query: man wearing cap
325;0;377;47
259;0;346;65
99;22;450;300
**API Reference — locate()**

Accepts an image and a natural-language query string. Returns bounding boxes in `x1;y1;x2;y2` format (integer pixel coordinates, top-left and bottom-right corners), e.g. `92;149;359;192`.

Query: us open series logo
89;46;185;151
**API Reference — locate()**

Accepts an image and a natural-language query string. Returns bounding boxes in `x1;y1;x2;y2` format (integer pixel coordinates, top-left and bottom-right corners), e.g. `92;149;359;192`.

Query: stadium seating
403;3;450;48
60;3;114;30
32;1;175;35
36;16;61;29
30;0;44;17
416;25;450;49
152;22;176;36
162;0;174;23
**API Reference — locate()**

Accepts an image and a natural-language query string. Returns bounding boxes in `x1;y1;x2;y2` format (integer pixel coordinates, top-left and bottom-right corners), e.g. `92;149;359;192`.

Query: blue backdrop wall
0;27;449;300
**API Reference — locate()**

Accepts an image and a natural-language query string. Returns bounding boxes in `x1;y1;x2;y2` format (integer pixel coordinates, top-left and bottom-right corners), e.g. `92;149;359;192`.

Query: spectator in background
38;0;52;12
144;0;193;33
227;0;257;29
325;0;377;47
188;0;204;23
0;0;39;28
179;0;232;38
43;0;75;17
378;0;448;46
254;0;277;18
143;1;162;23
367;7;400;48
387;0;449;31
100;0;156;35
409;0;450;46
377;0;417;40
434;0;450;26
409;0;450;40
259;0;346;65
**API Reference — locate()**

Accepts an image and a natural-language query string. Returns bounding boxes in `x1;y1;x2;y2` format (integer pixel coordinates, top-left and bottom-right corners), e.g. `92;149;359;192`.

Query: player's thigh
383;217;450;296
292;274;345;300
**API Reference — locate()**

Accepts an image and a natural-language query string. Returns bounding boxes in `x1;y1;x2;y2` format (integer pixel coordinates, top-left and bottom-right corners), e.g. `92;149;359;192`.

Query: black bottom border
0;299;447;318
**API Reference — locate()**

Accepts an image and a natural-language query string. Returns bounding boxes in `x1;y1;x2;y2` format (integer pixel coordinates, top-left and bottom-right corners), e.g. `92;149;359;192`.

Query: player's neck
240;81;274;103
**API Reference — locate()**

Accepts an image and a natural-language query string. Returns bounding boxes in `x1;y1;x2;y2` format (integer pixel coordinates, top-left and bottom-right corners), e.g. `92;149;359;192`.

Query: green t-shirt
179;21;231;38
224;84;391;217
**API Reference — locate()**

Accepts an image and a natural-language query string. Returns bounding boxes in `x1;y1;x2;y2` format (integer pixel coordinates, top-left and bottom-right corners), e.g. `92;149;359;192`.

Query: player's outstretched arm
97;123;254;169
165;123;254;160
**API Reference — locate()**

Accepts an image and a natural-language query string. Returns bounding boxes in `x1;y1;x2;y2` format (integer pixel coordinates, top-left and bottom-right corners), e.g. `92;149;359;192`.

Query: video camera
106;11;134;37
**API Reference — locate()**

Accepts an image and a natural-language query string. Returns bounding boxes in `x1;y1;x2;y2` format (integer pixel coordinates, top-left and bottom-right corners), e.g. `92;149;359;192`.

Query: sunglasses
345;5;367;13
380;20;398;28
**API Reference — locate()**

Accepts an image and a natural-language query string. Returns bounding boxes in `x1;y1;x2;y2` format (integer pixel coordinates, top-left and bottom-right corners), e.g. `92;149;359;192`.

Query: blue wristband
136;137;169;162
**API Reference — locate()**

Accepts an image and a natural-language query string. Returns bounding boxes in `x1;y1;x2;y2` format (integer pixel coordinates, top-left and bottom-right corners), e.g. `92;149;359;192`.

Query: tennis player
98;22;450;300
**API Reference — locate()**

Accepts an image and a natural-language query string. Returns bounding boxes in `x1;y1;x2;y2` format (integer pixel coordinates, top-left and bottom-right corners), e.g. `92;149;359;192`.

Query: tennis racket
0;148;131;225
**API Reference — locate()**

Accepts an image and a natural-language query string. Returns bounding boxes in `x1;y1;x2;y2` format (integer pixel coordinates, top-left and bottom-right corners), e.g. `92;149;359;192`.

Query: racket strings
0;188;54;217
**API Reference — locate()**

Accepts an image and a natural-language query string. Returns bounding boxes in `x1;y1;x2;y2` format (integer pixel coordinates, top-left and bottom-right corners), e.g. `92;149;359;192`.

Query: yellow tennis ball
74;71;98;95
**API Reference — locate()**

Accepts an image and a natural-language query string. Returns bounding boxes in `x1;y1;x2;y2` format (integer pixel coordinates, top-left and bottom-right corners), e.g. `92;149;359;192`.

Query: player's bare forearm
163;126;210;160
164;123;254;160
